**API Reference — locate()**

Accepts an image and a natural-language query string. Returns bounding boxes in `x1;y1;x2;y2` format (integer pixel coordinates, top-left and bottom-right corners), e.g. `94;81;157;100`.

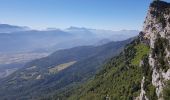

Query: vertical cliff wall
139;1;170;99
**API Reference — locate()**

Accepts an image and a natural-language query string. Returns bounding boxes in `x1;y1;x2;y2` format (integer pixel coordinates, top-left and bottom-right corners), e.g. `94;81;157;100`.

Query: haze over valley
0;0;170;100
0;23;138;78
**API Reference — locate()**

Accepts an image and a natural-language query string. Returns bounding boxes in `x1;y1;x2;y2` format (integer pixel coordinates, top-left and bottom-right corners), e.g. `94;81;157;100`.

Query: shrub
163;81;170;100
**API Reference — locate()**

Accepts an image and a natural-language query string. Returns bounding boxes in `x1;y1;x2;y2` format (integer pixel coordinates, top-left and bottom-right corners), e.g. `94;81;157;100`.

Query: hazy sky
0;0;170;30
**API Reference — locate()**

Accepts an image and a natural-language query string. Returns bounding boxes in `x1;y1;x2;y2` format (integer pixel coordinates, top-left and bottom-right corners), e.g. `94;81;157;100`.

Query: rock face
139;1;170;100
139;77;149;100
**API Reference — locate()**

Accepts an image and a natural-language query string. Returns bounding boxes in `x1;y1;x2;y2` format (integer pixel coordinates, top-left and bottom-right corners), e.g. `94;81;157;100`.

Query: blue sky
0;0;170;30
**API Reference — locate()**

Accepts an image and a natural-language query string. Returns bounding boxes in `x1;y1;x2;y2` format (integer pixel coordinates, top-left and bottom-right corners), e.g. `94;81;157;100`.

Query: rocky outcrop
139;77;149;100
139;1;170;100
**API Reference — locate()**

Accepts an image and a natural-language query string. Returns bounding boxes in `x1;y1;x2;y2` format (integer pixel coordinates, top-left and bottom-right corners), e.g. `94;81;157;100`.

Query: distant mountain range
65;26;139;41
0;24;29;33
1;0;170;100
0;24;139;53
0;24;138;82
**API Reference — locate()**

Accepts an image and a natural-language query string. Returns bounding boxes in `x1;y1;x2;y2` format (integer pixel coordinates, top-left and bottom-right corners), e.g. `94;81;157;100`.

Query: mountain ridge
0;38;133;100
0;24;138;53
64;1;170;100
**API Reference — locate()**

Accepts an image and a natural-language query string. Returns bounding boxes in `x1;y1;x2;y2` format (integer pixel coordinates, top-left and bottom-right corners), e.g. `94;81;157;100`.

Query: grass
131;44;150;66
49;61;76;74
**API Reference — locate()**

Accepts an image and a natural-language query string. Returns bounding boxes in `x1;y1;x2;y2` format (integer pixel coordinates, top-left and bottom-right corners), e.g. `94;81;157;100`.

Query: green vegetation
140;47;157;99
163;80;170;100
157;15;166;28
67;40;150;100
145;83;157;100
152;34;169;72
0;39;132;100
141;55;157;100
131;44;150;66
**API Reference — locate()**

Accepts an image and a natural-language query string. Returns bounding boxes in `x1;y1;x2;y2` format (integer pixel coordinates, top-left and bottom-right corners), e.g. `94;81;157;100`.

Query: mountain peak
143;0;170;46
0;24;30;33
150;0;170;8
149;0;170;18
139;0;170;99
66;26;90;31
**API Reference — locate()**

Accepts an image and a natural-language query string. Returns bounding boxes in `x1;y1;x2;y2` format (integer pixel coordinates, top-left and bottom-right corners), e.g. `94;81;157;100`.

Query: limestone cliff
139;1;170;99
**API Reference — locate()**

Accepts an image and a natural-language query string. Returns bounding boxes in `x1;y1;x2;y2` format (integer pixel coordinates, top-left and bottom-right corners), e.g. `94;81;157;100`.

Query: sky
0;0;170;31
